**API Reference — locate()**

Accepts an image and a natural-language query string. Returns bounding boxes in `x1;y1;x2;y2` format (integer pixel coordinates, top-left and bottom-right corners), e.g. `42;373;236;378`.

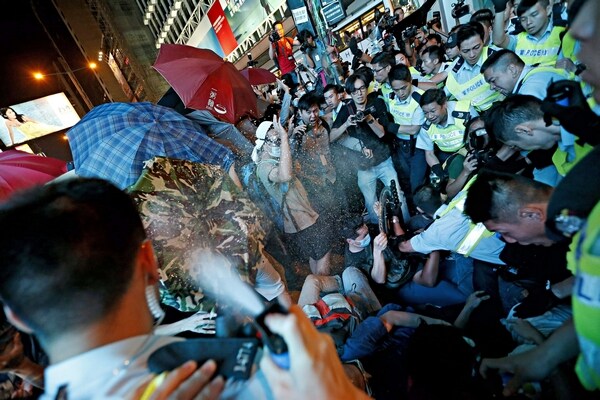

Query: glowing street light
32;62;99;80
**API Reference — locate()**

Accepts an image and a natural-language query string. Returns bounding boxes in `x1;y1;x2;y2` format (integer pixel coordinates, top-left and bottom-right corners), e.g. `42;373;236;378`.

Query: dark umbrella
240;67;278;85
0;150;67;200
153;44;257;124
66;102;235;189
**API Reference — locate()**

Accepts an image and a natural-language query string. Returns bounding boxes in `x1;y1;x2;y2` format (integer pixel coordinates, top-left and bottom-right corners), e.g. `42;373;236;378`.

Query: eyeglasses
350;85;367;94
371;66;386;73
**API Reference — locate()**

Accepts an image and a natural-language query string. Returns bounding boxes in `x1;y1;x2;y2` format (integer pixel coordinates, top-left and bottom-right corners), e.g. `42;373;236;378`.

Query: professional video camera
269;29;280;43
451;0;470;19
402;25;419;40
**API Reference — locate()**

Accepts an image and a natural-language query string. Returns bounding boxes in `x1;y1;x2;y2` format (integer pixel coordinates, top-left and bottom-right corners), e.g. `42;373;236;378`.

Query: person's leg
310;250;332;276
376;157;410;222
394;279;468;307
297;273;341;306
409;149;427;193
357;167;378;224
342;266;382;317
441;253;475;297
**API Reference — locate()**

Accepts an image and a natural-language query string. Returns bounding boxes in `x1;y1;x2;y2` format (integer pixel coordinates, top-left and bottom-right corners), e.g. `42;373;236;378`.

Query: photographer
298;30;330;91
331;74;409;225
268;21;300;83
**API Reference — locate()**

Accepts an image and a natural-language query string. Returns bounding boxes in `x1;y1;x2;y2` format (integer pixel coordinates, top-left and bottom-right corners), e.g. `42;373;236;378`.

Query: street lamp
32;62;98;80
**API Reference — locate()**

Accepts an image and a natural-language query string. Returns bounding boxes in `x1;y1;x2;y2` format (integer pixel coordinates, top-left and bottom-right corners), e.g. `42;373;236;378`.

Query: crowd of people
0;0;599;398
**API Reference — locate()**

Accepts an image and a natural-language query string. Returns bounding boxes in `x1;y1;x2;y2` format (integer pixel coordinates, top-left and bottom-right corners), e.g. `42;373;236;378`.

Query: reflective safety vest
559;30;578;63
423;100;471;153
445;47;502;112
552;141;593;177
515;25;565;66
438;175;495;256
380;81;393;103
515;64;573;94
567;200;600;391
388;89;423;140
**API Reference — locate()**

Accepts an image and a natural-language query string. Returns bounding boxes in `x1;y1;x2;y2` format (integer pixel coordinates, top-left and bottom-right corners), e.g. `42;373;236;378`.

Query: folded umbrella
0;150;67;200
67;102;235;189
153;44;257;124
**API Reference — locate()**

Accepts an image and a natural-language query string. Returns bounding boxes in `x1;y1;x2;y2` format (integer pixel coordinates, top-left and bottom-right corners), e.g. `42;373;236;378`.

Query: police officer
387;64;427;197
481;49;572;99
445;23;503;113
416;88;477;179
491;0;571;66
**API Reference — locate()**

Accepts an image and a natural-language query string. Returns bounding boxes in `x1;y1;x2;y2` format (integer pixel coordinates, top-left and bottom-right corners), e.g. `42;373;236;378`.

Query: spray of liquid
191;249;265;317
191;249;290;369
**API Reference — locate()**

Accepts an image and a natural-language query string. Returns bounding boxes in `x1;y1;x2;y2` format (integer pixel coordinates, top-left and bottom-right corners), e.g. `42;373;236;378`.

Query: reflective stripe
389;88;423;140
456;223;489;256
438;176;493;255
552;142;593;176
515;26;565;66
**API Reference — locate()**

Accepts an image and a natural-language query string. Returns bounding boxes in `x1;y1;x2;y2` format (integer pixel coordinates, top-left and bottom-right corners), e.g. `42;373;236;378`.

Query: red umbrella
240;68;277;85
153;44;257;124
0;150;67;200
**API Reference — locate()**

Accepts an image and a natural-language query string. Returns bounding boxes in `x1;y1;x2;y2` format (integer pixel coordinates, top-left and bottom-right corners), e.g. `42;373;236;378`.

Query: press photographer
298;30;330;91
268;21;300;83
331;73;409;225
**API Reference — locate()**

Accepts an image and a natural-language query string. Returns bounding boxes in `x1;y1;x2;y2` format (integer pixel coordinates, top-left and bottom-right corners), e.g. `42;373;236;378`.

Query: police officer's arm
480;319;578;397
424;150;441;167
491;0;511;48
387;122;421;137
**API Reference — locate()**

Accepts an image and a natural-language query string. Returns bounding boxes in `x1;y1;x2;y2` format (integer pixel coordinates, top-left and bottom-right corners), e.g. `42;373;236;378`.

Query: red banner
207;2;238;56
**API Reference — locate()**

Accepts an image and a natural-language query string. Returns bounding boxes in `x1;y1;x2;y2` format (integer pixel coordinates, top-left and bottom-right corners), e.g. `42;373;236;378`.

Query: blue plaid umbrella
67;102;235;189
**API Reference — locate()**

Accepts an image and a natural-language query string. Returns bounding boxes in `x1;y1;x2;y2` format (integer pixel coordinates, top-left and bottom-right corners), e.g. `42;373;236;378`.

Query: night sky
0;2;61;106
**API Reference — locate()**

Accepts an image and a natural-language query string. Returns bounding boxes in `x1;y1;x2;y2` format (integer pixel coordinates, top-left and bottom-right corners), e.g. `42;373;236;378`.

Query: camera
468;149;494;169
427;17;441;29
402;25;418;40
451;0;470;19
269;29;280;43
355;105;377;121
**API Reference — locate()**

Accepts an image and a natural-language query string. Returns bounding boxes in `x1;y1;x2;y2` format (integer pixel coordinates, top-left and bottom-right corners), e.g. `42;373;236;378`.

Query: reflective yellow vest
445;47;502;112
552;141;593;177
515;25;565;66
388;89;423;140
559;31;577;64
567;200;600;391
438;175;495;256
515;64;573;94
423;100;471;153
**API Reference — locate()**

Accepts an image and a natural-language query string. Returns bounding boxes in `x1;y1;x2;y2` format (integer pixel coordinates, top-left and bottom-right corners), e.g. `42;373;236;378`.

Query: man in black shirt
332;74;409;224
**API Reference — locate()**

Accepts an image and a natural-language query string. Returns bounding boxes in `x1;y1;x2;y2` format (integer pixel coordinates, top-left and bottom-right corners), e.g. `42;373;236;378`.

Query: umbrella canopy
67;102;235;189
129;156;274;312
240;68;277;85
153;44;257;124
0;150;67;200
